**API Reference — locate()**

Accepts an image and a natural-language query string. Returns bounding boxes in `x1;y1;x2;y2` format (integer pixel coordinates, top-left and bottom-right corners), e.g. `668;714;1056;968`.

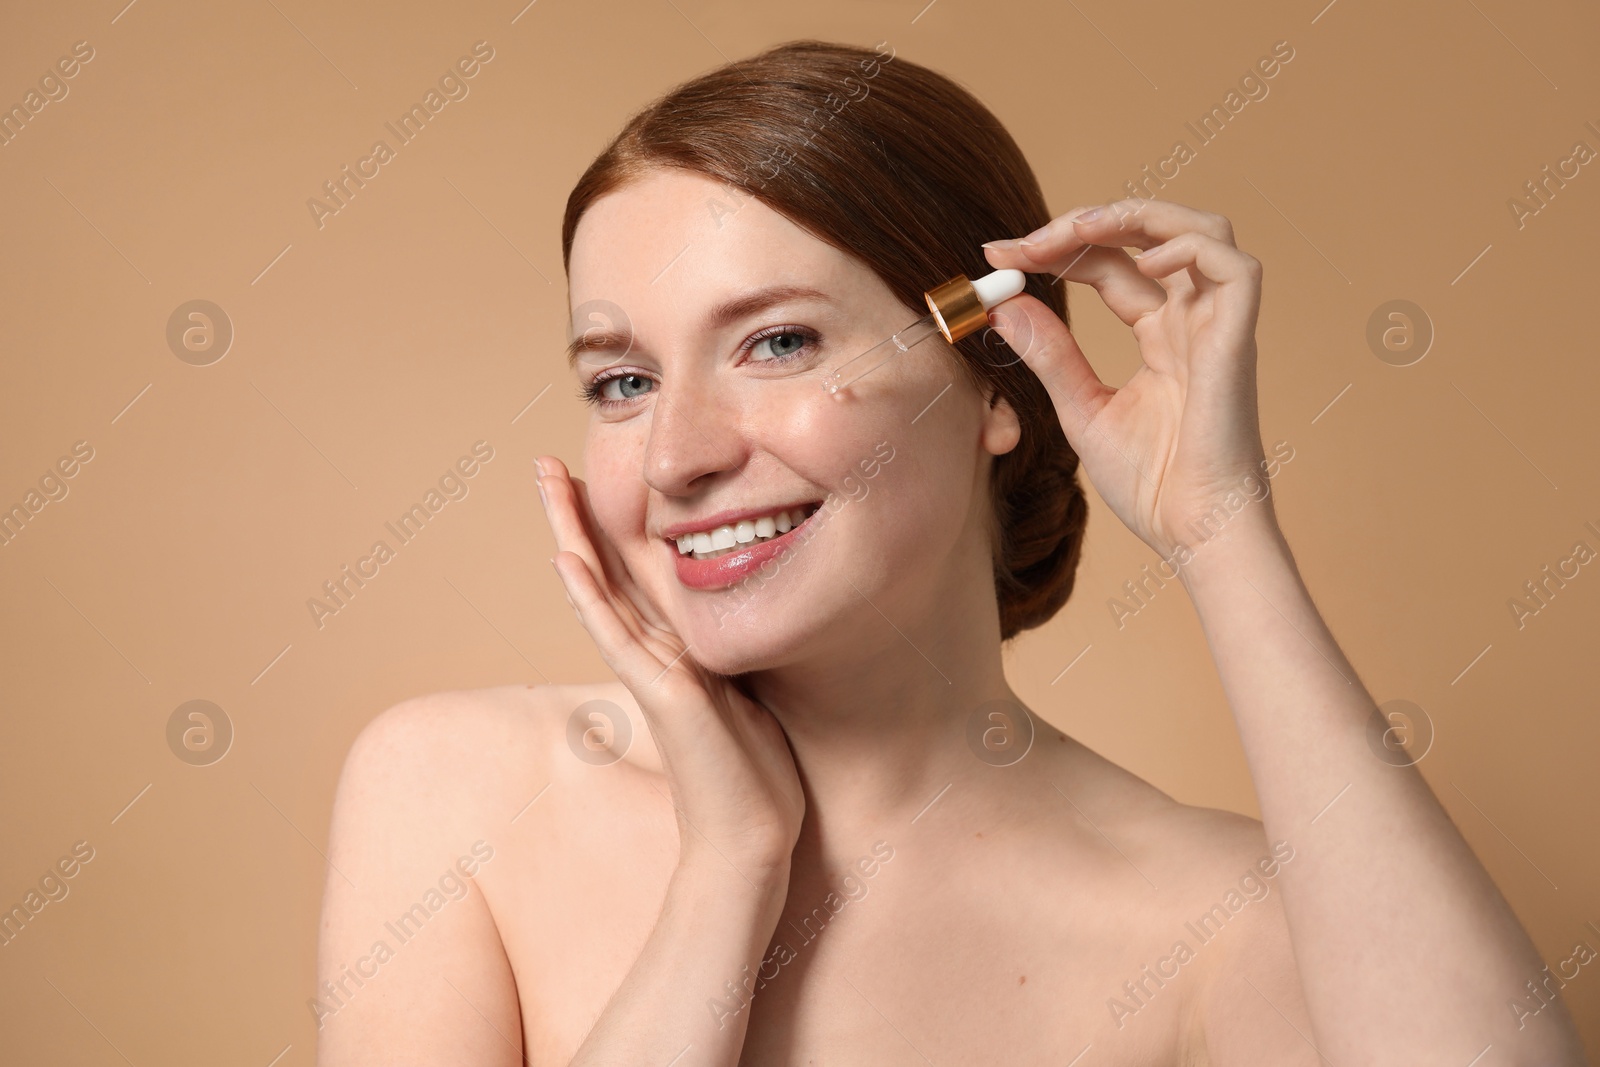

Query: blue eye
577;370;654;408
600;373;652;401
747;326;818;362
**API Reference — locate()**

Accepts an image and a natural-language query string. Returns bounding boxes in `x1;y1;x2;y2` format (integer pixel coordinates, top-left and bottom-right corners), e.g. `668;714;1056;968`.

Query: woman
315;40;1587;1065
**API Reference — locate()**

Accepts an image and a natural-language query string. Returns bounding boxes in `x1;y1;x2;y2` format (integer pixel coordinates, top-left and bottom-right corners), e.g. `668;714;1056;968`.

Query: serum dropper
821;268;1027;396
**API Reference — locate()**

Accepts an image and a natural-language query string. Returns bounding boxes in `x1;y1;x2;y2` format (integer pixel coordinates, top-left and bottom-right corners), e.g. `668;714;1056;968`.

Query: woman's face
565;169;1019;675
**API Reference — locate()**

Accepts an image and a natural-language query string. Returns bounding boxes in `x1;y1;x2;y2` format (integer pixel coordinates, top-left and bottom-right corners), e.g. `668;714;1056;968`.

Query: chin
656;564;862;678
670;597;821;678
680;641;775;680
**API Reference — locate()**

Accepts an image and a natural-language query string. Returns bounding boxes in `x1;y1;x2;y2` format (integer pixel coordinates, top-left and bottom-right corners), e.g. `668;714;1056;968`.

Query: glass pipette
821;268;1026;396
819;314;942;395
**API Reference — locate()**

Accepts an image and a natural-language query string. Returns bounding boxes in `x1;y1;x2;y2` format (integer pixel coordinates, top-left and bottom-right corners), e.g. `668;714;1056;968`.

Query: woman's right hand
536;454;805;887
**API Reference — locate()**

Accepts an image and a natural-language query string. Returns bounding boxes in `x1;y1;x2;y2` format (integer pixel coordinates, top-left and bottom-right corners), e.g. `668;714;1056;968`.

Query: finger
541;457;692;668
1134;232;1262;437
1074;197;1237;250
983;241;1167;327
551;549;677;692
985;198;1237;269
566;473;629;591
983;293;1115;448
568;473;673;634
537;455;606;582
1134;232;1262;338
981;205;1114;266
539;461;661;654
982;202;1162;279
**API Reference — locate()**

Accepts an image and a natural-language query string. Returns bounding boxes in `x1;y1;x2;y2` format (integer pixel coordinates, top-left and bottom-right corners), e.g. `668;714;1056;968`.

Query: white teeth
672;505;816;558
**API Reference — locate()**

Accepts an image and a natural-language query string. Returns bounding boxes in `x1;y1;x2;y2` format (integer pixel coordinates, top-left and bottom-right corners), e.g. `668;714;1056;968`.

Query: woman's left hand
981;198;1274;560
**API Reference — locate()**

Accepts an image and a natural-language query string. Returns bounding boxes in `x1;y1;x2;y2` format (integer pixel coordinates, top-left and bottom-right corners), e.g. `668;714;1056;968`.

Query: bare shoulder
342;681;580;774
314;680;643;1064
1049;736;1312;1063
1049;731;1284;877
334;680;649;824
325;677;663;900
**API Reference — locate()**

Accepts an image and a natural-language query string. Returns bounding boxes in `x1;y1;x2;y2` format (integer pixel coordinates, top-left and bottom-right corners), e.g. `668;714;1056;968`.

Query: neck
742;557;1028;873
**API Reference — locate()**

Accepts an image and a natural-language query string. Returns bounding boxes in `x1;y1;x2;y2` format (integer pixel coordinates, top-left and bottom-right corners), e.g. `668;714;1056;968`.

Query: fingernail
534;457;547;478
982;238;1022;251
538;481;548;508
1074;206;1105;224
1019;222;1052;246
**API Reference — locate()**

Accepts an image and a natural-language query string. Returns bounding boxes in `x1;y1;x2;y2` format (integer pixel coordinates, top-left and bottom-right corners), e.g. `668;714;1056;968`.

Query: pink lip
670;506;822;590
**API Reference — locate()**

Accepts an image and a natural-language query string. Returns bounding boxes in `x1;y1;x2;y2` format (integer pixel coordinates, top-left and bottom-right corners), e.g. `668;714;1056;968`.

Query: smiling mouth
671;503;823;561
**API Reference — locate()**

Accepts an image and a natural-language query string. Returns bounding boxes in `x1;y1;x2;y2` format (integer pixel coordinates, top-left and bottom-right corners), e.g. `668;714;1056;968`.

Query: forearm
1178;508;1585;1062
569;862;790;1067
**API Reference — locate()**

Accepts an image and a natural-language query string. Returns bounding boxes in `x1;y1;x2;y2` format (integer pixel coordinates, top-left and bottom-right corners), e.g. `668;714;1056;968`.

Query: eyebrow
566;284;833;370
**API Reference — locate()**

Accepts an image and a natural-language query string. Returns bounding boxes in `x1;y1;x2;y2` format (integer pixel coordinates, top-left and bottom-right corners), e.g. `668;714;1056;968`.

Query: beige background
2;0;1597;1060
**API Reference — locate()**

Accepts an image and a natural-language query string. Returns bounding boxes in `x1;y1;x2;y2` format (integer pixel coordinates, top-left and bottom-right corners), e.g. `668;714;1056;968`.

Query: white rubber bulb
971;268;1026;309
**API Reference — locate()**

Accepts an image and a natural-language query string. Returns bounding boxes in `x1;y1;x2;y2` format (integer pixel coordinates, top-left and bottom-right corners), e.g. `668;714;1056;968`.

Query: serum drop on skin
822;268;1026;395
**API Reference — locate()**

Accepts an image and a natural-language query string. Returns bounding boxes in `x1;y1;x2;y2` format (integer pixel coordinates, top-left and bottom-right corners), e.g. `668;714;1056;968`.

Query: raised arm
1174;491;1586;1064
981;199;1587;1064
539;455;807;1065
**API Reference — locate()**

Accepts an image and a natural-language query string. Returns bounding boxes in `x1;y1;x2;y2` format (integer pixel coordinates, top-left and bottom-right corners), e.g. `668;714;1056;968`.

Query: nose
641;376;750;497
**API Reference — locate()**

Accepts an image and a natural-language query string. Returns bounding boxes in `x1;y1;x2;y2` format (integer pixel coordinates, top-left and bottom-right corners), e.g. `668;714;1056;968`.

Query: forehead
566;169;875;318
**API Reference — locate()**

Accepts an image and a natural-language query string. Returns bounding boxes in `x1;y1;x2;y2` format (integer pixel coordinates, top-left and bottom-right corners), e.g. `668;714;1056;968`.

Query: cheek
765;393;898;517
798;414;966;547
753;359;980;535
582;427;647;545
856;443;959;550
755;372;907;466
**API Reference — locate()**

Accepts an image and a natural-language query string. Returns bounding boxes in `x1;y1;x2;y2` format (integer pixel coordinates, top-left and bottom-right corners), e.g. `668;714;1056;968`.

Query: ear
980;388;1022;457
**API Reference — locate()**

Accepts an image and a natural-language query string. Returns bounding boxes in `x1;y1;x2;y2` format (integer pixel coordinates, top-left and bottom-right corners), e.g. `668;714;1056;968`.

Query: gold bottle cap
924;275;988;345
